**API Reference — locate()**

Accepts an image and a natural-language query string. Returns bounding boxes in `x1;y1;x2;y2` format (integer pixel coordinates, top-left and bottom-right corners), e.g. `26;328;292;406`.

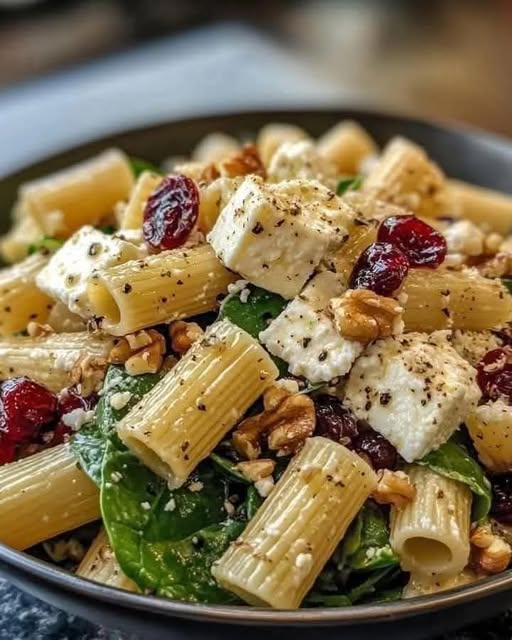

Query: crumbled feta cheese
274;378;301;394
61;408;95;431
208;175;352;299
254;476;275;498
239;288;251;304
344;332;481;461
109;391;132;411
188;481;204;493
36;226;142;317
267;140;338;189
443;220;485;257
224;500;236;516
227;279;250;296
260;272;363;383
140;501;151;511
164;497;176;512
110;471;123;483
448;330;501;366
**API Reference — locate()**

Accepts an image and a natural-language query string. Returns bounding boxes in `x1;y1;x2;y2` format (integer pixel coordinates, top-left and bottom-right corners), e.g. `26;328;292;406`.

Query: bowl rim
1;106;512;626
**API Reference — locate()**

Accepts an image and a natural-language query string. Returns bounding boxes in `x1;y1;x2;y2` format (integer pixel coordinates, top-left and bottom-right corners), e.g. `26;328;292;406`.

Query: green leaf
129;157;163;178
27;236;63;256
219;284;287;338
342;503;399;571
347;567;397;603
243;485;263;520
502;277;512;294
418;437;492;521
100;224;117;235
210;453;248;484
336;175;363;196
306;593;352;607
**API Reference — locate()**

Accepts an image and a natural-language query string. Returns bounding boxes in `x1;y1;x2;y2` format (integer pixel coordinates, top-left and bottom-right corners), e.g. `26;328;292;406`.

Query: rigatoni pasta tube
87;244;236;336
0;332;115;392
21;149;134;236
118;319;278;488
77;528;138;592
213;437;376;609
120;171;162;230
467;400;512;473
448;179;512;235
390;465;472;577
0;444;100;550
0;214;43;264
0;253;53;335
317;120;377;174
403;569;476;599
402;268;512;332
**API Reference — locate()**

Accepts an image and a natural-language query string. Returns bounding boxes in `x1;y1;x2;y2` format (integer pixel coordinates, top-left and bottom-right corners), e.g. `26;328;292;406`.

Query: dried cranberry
377;215;447;268
315;394;359;444
0;377;58;444
46;421;72;447
476;347;512;402
143;175;199;250
58;387;97;417
349;242;409;296
0;434;15;465
491;474;512;523
353;429;397;470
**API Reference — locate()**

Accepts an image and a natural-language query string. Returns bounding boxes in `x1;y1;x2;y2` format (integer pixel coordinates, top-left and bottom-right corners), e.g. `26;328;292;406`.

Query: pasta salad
1;121;512;608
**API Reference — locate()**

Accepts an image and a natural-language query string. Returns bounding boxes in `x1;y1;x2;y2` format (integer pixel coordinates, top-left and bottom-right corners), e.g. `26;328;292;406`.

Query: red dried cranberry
476;347;512;402
491;474;512;523
47;421;72;447
0;434;15;465
143;175;199;250
0;377;58;444
58;387;97;417
315;395;359;443
353;429;397;470
377;215;447;268
349;242;409;296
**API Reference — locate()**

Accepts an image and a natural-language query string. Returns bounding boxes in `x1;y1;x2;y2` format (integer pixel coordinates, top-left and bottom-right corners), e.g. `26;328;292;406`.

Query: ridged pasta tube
390;465;472;577
448;179;512;235
120;171;162;230
256;123;310;166
87;244;236;336
402;268;512;332
20;149;134;236
362;137;449;217
467;400;512;473
404;569;476;599
0;215;43;264
0;444;100;550
212;437;377;609
317;120;378;174
77;528;138;592
0;332;115;392
117;319;278;487
0;253;53;335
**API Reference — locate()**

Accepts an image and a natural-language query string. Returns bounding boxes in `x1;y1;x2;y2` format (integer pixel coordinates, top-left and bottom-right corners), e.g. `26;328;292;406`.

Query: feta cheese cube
259;271;364;382
207;176;352;298
268;140;338;189
36;226;142;318
344;333;481;461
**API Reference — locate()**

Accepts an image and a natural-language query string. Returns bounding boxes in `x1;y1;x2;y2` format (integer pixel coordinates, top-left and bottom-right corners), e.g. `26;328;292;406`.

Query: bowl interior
1;108;512;630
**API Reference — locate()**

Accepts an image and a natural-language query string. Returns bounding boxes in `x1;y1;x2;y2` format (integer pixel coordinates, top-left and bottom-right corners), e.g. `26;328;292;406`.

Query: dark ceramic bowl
1;109;512;640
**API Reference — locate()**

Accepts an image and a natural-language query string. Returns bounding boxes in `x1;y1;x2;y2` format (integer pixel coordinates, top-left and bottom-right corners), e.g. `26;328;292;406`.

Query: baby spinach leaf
243;485;263;520
418;437;492;521
70;366;162;486
502;277;512;294
342;502;399;571
347;567;398;603
336;175;363;196
210;453;248;484
27;235;63;256
129;157;162;178
219;284;287;339
306;593;352;607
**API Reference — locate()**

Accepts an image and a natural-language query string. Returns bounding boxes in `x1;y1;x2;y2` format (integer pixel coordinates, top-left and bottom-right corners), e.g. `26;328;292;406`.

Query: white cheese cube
207;176;352;298
344;333;481;462
36;226;142;318
268;140;338;189
259;271;364;382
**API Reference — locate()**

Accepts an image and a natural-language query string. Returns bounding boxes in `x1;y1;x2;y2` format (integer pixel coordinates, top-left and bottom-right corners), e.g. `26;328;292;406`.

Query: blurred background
0;0;511;174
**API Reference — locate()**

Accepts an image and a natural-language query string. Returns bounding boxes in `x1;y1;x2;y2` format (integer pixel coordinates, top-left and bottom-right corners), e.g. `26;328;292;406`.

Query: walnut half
470;524;512;574
330;289;404;343
169;320;204;354
108;329;165;376
372;469;416;510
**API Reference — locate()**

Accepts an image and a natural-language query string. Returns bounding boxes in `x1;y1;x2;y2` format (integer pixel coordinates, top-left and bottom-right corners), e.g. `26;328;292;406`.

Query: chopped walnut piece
471;525;512;574
237;458;276;482
219;144;266;179
372;469;416;510
70;355;108;396
108;329;165;376
169;320;204;354
198;163;221;186
330;289;403;343
476;252;512;278
26;322;54;338
232;391;316;459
